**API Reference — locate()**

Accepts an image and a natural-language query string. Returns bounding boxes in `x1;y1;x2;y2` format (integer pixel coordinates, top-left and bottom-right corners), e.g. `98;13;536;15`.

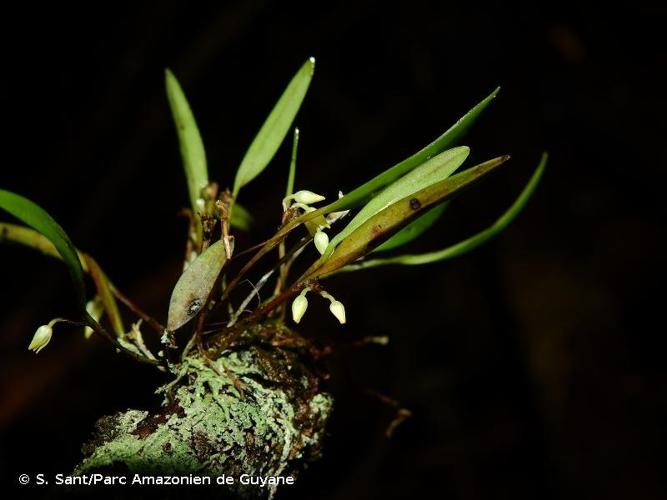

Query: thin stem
275;240;287;293
219;233;287;304
177;208;197;267
85;316;162;367
126;321;158;361
218;204;324;302
195;308;206;353
227;269;274;327
274;208;298;295
217;190;234;260
207;278;319;358
110;285;165;333
227;235;311;327
181;325;198;360
286;128;299;199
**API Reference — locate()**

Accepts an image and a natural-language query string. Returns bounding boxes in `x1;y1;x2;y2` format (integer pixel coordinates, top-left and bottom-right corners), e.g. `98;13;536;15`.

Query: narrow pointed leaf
167;239;227;331
302;156;509;280
373;201;449;253
327;146;469;253
215;88;500;299
230;202;253;231
165;69;209;212
316;87;499;216
339;153;547;272
235;88;499;263
233;58;315;196
84;255;124;336
286;128;299;198
0;190;87;309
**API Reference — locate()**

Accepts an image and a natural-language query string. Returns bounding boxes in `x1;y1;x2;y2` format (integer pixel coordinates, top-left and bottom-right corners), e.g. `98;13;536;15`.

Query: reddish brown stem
110;286;165;333
207;280;317;358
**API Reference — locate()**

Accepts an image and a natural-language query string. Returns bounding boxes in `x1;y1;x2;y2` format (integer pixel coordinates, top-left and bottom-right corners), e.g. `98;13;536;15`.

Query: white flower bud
329;300;346;324
291;294;309;324
292;190;325;205
314;230;329;255
28;324;53;354
28;318;67;353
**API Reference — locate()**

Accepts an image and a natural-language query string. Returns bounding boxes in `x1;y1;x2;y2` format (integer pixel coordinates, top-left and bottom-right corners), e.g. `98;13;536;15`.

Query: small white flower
329;300;346;324
292;190;325;205
28;325;52;353
283;190;325;212
314;229;329;255
319;291;347;325
28;318;65;354
291;289;310;324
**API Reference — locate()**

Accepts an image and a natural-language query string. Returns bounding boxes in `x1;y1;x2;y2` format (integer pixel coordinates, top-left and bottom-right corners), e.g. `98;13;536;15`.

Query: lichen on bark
76;323;332;498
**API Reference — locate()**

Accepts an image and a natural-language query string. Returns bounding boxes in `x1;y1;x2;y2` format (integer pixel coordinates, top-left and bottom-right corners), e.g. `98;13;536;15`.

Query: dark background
0;2;665;499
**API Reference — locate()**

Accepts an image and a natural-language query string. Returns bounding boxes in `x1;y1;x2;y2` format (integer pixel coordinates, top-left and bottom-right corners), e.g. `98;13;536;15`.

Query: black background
0;2;665;499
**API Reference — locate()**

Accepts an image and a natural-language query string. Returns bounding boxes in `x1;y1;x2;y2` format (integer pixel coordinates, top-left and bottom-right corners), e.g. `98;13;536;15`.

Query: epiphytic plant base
77;325;331;498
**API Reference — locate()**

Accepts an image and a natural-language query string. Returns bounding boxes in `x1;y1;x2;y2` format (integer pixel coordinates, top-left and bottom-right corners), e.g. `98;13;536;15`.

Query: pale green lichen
76;328;332;497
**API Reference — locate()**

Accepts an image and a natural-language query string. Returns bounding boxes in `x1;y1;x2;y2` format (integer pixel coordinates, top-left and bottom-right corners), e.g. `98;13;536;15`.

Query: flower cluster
291;287;346;325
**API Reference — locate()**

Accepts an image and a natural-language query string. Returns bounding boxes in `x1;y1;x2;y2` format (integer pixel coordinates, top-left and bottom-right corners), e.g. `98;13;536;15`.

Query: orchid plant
0;57;545;486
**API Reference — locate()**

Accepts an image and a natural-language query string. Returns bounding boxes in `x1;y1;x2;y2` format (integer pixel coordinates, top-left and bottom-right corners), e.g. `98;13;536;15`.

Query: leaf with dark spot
341;153;547;272
302;156;510;280
167;240;227;331
373;201;448;253
326;146;470;254
312;87;500;216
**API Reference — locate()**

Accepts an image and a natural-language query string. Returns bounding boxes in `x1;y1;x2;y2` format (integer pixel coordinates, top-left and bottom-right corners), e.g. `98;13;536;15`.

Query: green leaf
326;146;470;254
165;69;209;212
373;201;448;253
302;155;510;280
167;239;227;331
339;153;547;272
83;255;124;336
286;128;299;198
233;58;315;196
230;202;253;231
316;87;500;215
1;223;127;338
215;88;501;299
0;190;87;309
0;222;62;259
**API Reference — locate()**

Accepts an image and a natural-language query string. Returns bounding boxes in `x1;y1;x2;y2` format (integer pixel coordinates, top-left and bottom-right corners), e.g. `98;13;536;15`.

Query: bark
75;323;333;499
